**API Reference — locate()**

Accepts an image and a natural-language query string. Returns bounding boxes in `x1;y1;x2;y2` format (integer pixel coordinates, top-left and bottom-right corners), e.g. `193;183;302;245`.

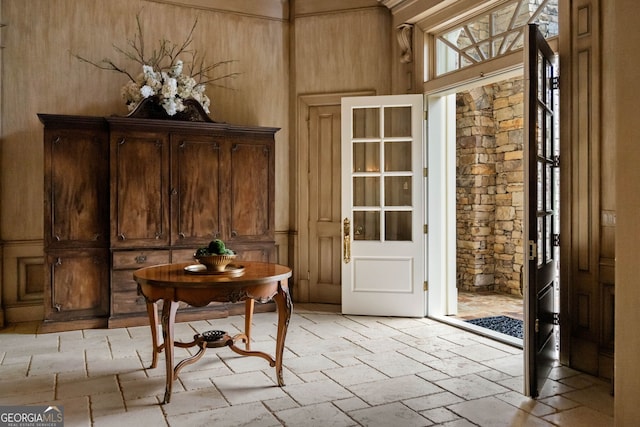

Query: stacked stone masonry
456;77;524;296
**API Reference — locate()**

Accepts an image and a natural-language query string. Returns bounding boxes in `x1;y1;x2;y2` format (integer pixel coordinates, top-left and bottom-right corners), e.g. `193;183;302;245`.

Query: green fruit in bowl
195;247;209;257
208;239;226;254
196;239;235;256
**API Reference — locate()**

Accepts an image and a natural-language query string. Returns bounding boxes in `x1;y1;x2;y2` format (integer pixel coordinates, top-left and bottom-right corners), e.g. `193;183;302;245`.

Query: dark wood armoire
40;106;278;331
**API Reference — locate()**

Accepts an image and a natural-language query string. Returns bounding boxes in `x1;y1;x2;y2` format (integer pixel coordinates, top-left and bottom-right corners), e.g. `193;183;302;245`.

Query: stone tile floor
0;304;613;426
456;291;524;321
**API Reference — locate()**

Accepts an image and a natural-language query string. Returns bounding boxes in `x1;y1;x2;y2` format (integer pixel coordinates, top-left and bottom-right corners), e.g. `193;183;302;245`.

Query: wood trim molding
379;0;507;29
296;0;382;17
147;0;289;20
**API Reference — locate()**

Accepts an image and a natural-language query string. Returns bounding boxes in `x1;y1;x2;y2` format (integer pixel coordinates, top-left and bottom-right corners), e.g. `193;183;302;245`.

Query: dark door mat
465;315;523;339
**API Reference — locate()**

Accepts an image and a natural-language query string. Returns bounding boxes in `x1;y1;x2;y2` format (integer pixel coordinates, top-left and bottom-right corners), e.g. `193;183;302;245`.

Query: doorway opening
454;74;526;326
427;69;529;347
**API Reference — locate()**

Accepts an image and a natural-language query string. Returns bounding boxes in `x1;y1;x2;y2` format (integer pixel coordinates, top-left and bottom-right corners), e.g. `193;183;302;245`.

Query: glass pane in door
384;106;412;137
353;210;380;241
353;177;380;206
353;108;380;138
385;211;412;241
353;142;380;172
385;141;411;171
384;176;412;206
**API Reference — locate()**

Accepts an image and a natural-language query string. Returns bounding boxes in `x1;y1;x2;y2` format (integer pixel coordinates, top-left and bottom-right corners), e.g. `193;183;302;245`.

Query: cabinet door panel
172;135;222;245
111;132;170;247
229;140;274;241
45;249;109;321
46;128;109;248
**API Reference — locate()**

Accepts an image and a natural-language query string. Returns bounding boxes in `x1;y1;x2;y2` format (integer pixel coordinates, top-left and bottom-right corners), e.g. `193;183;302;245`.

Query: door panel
309;105;342;303
110;132;170;248
229;140;273;241
171;134;222;246
341;95;425;317
525;23;559;398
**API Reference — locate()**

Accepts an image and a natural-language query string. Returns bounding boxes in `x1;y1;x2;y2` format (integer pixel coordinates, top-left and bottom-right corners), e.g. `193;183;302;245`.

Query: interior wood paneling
576;49;591;272
567;0;612;378
294;8;391;95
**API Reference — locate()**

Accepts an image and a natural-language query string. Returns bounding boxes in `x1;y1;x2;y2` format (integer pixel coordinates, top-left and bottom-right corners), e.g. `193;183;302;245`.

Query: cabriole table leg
273;279;293;386
161;300;179;404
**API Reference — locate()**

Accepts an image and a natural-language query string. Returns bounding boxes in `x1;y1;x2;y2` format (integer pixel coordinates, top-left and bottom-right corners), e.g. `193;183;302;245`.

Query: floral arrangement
73;14;237;117
121;60;210;116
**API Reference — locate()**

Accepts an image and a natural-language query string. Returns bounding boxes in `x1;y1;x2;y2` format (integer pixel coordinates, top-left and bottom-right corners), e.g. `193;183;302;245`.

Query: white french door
341;95;426;317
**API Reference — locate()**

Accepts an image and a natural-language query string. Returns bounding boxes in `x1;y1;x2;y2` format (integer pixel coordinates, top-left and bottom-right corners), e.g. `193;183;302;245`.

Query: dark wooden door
43;119;109;248
110;131;170;248
525;23;559;398
171;133;223;246
45;248;110;321
228;136;274;243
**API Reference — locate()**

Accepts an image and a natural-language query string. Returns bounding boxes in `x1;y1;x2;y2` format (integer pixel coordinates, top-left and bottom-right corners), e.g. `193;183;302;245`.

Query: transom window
434;0;558;76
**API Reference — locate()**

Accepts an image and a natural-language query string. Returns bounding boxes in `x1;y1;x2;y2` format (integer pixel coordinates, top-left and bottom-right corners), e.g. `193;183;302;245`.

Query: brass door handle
343;218;351;264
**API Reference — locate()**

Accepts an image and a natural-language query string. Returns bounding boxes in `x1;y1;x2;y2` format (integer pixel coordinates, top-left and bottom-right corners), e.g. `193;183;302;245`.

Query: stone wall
456;77;524;295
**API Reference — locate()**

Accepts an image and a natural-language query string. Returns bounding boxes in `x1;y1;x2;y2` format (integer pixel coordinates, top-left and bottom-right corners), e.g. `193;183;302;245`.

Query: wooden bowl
194;254;237;272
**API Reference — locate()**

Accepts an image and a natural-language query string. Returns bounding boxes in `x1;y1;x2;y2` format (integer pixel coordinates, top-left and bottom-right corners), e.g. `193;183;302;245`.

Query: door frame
425;68;526;348
295;91;375;303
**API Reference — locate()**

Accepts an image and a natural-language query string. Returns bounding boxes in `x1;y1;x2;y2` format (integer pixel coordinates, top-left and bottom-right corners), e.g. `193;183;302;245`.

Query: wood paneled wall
613;0;640;420
561;0;614;379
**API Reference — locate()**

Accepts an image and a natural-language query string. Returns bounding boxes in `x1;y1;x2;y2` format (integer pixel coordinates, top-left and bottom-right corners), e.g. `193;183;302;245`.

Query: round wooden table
133;261;292;404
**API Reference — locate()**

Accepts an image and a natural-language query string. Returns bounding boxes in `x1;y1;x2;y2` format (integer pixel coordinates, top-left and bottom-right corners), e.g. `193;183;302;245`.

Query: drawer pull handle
135;255;147;264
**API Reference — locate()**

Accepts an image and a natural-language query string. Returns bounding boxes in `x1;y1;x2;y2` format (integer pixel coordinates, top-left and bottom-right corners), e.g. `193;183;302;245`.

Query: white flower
176;75;196;98
142;65;157;79
121;81;143;110
140;85;155;98
161;74;177;99
162;98;178;116
170;60;183;78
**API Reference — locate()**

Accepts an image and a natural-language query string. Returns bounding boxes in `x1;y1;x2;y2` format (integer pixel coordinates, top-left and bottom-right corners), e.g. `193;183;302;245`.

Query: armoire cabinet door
44;249;110;321
228;135;275;243
110;131;170;248
43;118;109;249
171;133;223;246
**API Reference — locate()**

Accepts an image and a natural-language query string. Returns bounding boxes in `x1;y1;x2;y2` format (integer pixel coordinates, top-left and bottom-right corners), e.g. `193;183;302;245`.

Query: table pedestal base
172;330;277;379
